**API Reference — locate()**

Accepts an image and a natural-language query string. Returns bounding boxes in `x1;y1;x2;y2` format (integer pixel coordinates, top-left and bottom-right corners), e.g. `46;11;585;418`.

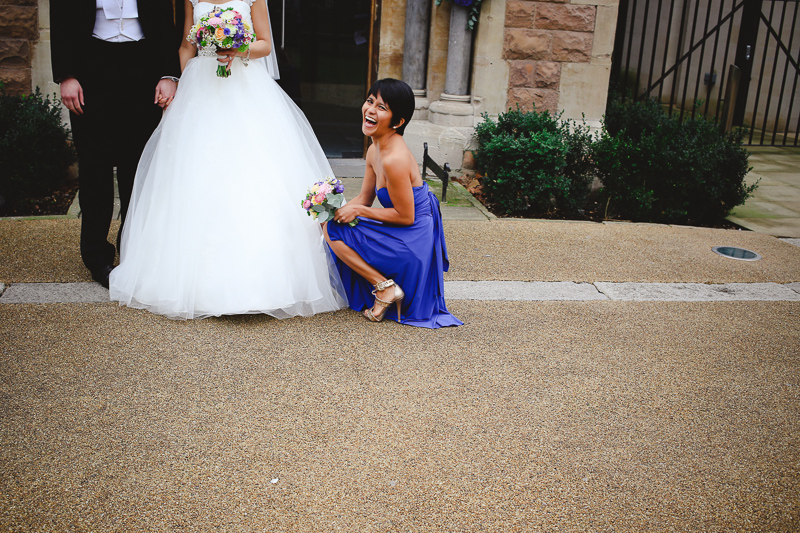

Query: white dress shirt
93;0;145;42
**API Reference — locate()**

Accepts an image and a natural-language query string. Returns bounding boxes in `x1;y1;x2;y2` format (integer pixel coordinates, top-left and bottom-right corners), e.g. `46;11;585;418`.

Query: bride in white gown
109;0;348;319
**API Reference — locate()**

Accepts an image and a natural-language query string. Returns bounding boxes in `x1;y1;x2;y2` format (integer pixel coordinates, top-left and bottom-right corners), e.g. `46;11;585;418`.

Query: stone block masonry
502;0;604;115
535;3;596;32
0;1;38;95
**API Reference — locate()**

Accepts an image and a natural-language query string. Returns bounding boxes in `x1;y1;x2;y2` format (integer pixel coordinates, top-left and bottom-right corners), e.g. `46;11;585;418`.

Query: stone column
403;0;430;90
429;3;474;127
443;4;472;96
403;0;431;120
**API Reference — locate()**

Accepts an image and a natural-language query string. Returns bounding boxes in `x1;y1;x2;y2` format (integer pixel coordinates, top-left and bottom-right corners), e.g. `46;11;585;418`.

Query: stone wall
471;0;510;118
503;0;617;126
31;0;59;102
399;0;619;167
0;0;38;95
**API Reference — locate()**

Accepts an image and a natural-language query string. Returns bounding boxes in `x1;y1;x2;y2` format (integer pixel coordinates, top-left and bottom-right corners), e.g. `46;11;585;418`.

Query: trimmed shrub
593;98;756;225
0;85;77;210
474;108;594;218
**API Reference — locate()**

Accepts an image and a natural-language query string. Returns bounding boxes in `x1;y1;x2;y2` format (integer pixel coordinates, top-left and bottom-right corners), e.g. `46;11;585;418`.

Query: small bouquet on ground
302;176;358;226
188;7;255;77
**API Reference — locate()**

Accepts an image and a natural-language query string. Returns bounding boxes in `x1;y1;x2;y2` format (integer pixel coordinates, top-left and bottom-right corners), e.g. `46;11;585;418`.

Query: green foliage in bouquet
593;97;756;225
474;108;595;218
0;85;77;208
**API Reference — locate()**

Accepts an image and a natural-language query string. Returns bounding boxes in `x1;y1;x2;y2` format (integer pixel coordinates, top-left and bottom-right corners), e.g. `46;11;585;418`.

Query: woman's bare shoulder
381;154;417;188
382;141;416;168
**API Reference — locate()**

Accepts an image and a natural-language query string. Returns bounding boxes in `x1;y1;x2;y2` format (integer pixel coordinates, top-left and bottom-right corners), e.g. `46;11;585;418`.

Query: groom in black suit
50;0;184;287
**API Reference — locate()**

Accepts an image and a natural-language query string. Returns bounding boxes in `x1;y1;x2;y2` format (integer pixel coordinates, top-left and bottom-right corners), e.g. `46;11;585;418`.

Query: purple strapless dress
326;182;463;328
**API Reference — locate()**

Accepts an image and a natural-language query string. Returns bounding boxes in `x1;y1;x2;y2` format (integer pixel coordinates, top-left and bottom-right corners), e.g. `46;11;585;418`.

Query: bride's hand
334;203;360;224
216;49;237;64
154;79;177;109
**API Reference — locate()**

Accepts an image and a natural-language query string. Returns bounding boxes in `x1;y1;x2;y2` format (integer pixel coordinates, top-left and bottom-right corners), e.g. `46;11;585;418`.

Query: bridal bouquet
188;7;255;77
302;177;358;226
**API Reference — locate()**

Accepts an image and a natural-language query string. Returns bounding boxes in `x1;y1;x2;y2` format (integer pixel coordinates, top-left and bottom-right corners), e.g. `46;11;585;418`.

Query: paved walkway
3;171;799;304
728;145;800;237
1;155;799;531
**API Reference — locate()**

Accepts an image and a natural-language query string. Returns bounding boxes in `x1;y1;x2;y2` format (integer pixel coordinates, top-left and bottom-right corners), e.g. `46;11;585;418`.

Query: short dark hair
367;78;415;135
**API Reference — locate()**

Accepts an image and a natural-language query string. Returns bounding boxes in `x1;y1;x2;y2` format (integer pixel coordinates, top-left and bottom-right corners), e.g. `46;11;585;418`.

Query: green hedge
594;98;756;225
472;101;756;226
474;108;594;218
0;86;77;210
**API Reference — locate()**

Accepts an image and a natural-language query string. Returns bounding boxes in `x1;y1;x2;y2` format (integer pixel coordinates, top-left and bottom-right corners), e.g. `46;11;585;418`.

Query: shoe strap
374;279;395;292
372;295;392;308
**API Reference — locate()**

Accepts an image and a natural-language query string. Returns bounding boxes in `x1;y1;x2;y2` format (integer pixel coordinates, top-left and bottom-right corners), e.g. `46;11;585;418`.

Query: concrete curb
4;281;800;305
0;282;110;303
594;281;800;301
445;281;607;300
447;180;497;220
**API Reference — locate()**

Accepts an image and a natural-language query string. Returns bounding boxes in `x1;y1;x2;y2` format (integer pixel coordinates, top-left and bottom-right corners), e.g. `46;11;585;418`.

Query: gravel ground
2;219;798;284
1;301;799;532
2;218;799;531
442;220;800;283
0;220;100;283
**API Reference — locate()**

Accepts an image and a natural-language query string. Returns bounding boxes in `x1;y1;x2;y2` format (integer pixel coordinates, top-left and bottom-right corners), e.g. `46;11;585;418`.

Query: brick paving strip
2;280;800;304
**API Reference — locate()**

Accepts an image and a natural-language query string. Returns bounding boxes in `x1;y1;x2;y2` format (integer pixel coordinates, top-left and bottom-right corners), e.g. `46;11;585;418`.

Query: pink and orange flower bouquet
188;7;255;77
302;177;358;226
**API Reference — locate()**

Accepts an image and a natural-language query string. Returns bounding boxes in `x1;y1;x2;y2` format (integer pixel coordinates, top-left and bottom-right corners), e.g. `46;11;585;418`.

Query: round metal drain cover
712;246;761;261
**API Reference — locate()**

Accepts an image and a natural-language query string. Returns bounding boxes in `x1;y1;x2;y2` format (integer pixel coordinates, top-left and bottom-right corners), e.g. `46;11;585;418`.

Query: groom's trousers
68;38;163;274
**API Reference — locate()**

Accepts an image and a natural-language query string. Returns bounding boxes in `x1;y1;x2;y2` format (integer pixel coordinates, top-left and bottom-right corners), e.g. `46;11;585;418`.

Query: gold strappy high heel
364;279;404;322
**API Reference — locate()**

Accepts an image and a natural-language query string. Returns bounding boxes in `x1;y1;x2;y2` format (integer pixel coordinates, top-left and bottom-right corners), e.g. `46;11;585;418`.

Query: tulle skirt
109;55;348;319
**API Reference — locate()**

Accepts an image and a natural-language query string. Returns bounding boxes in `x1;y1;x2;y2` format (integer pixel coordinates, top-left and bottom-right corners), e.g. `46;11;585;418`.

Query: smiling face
362;92;400;138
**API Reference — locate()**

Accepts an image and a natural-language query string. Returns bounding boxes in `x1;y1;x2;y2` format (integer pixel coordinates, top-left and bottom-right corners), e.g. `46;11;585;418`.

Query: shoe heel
366;280;404;323
394;286;404;322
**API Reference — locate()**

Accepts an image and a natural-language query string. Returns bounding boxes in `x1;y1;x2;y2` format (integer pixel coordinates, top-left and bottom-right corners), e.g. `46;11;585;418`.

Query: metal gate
610;0;800;146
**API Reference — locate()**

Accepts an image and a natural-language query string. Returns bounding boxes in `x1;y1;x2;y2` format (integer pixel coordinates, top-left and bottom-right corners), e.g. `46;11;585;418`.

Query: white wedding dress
109;0;348;319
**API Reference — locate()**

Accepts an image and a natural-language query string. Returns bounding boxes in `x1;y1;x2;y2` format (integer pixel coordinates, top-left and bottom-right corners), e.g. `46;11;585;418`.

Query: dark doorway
268;0;372;158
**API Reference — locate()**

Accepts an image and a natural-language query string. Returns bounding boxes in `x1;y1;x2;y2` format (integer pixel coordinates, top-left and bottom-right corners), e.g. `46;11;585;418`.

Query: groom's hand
60;78;84;115
155;79;178;109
